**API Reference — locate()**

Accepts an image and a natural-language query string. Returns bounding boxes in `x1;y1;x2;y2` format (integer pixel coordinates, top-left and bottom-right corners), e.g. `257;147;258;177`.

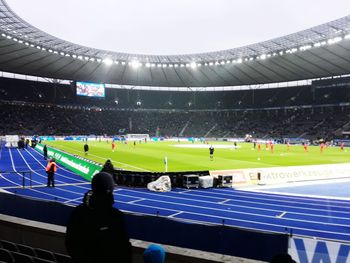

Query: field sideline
42;141;350;172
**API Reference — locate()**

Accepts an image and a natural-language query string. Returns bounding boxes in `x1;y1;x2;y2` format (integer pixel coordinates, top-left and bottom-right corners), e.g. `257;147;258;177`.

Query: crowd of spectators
1;76;350;140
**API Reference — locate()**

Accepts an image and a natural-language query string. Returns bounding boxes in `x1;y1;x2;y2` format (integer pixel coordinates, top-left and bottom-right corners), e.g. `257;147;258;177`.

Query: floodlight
131;60;141;69
169;64;173;68
260;54;266;60
157;64;162;68
1;33;6;37
114;100;119;105
162;64;167;68
279;51;284;55
25;42;29;46
84;56;90;61
90;57;95;61
209;62;214;66
237;58;242;63
97;58;102;62
114;60;119;64
48;49;53;53
103;58;113;65
220;61;225;65
174;64;179;68
185;64;190;67
6;35;12;39
345;34;350;39
197;63;201;67
180;64;185;67
121;61;126;65
151;63;156;67
145;62;151;68
136;101;141;106
190;62;197;69
13;38;17;42
327;36;342;45
18;40;23;43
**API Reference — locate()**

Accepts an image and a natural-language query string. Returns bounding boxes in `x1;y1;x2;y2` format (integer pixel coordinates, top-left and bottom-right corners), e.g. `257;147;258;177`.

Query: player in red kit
303;143;308;152
320;143;325;153
257;143;261;152
270;143;274;153
286;141;291;152
112;141;116;152
340;142;345;151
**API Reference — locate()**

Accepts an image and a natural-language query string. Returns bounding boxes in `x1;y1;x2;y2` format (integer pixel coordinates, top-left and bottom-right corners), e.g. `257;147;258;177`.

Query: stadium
0;0;350;262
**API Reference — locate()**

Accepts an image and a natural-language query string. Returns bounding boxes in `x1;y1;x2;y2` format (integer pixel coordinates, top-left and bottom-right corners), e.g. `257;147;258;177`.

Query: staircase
204;123;218;138
179;120;190;136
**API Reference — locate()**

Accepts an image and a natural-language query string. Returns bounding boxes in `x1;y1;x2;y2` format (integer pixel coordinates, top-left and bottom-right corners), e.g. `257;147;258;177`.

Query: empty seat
16;245;36;258
53;253;72;263
34;258;56;263
11;252;34;263
0;241;17;253
0;248;14;263
33;249;55;262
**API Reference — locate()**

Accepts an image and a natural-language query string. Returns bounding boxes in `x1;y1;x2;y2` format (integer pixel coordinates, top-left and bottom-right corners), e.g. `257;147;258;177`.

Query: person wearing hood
65;172;132;263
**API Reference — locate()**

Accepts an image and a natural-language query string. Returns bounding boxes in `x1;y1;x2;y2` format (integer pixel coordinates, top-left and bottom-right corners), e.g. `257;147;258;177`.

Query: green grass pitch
43;140;350;172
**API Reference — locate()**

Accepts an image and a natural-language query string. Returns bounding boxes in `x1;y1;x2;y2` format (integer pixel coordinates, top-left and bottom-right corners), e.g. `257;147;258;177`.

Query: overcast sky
6;0;350;55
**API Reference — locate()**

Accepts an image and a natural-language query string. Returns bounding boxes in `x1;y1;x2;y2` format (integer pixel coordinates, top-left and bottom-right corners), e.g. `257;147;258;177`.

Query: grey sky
6;0;350;55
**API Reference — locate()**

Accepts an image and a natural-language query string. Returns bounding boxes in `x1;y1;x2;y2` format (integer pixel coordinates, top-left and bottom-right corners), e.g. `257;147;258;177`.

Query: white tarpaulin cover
147;176;171;192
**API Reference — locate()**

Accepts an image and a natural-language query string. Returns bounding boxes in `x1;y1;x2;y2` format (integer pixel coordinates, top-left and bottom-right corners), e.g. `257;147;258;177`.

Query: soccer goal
126;134;150;141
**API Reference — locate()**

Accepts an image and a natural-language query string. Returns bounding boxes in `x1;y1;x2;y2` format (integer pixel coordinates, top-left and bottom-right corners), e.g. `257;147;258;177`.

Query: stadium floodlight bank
126;134;150;141
5;135;19;148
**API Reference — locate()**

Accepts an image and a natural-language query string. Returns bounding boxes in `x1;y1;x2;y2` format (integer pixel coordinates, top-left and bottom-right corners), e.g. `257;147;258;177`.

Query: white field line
51;144;150;172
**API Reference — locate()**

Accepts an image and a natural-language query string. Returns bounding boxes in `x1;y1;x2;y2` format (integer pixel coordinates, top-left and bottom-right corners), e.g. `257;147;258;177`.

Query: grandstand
1;0;350;262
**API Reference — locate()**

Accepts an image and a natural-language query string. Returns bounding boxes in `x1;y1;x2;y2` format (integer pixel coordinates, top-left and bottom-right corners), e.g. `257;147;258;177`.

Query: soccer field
43;140;350;172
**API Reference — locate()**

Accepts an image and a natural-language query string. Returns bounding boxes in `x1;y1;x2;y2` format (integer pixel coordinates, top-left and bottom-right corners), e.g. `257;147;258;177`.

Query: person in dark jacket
101;159;116;184
65;172;132;263
84;143;89;155
43;145;48;160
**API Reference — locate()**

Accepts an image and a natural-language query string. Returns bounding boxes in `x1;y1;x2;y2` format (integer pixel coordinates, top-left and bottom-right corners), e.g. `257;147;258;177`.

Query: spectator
143;244;165;263
84;143;89;155
45;158;57;187
43;145;48;160
65;172;132;263
101;159;116;184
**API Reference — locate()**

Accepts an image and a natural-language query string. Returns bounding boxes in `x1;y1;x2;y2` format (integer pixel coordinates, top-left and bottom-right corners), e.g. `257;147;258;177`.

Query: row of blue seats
0;240;71;263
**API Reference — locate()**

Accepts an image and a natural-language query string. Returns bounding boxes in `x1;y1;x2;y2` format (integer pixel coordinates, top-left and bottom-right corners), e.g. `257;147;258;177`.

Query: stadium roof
0;0;350;87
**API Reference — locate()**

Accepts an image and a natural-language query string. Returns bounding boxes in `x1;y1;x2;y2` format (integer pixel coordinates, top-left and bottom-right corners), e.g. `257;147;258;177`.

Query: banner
35;144;102;181
289;237;350;263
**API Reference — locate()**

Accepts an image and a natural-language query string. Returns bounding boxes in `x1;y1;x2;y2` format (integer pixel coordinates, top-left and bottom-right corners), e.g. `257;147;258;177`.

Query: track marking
218;199;231;204
127;198;146;204
276;212;287;218
169;211;184;218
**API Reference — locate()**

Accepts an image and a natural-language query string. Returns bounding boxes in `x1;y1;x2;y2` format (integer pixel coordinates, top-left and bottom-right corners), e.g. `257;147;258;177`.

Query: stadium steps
204;123;217;138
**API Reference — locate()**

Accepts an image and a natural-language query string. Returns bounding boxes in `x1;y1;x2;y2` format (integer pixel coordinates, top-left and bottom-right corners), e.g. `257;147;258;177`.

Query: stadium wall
0;192;288;261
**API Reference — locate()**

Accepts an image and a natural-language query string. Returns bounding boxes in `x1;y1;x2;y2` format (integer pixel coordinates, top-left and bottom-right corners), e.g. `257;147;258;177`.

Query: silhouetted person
66;172;132;263
101;159;116;184
43;145;48;160
84;143;89;155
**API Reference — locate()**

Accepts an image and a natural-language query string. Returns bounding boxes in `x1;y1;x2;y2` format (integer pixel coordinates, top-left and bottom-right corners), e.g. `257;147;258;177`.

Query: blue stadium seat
53;253;72;263
0;241;17;253
33;249;56;262
16;244;36;258
11;252;34;263
0;248;14;263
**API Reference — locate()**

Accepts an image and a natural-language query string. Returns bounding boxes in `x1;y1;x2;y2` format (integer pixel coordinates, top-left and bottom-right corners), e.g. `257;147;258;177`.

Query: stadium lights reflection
103;58;113;65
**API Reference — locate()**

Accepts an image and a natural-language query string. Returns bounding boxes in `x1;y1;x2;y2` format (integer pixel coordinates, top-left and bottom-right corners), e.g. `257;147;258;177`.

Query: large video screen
76;81;105;98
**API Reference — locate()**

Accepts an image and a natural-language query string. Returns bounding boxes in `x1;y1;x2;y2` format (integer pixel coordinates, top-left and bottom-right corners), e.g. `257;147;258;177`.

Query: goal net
126;134;150;141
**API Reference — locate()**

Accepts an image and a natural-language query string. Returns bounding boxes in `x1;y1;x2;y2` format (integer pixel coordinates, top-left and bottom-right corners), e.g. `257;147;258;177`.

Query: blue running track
1;147;350;242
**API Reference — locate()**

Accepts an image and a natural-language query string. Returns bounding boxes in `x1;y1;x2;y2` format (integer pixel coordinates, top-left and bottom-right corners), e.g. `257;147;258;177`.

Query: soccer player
112;141;116;152
303;142;308;152
270;143;274;153
320;142;325;153
286;141;291;152
257;143;261;152
209;145;214;160
340;142;345;151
